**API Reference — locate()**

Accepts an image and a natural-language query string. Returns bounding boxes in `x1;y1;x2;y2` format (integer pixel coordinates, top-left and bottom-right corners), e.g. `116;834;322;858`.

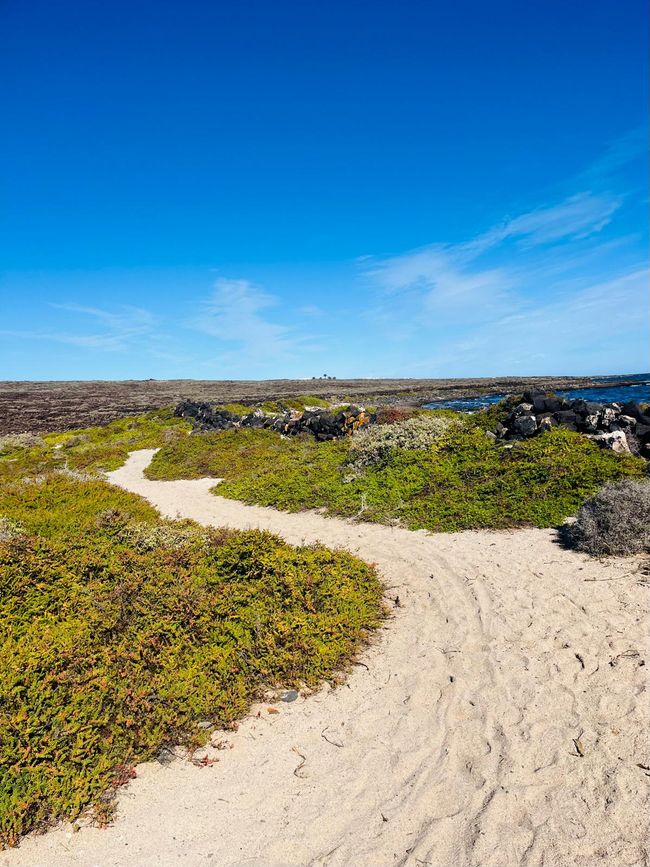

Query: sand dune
3;449;648;867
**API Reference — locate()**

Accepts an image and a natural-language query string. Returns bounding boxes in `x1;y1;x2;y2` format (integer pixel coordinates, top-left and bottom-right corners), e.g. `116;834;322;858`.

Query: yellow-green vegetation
206;396;331;417
147;422;646;531
259;395;331;413
0;421;384;847
0;409;190;480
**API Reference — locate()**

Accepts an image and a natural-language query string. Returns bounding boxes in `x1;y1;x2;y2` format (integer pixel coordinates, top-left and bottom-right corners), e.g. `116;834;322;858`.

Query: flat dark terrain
0;376;636;434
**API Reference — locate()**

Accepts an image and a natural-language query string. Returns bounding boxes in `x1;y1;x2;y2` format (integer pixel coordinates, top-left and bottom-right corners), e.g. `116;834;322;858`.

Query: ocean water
424;373;650;412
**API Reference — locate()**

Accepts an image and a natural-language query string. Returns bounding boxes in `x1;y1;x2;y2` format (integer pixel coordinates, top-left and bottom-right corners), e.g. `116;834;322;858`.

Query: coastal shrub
569;479;650;556
0;433;45;455
0;474;159;539
465;395;522;431
284;395;330;410
0;456;383;846
148;424;645;531
0;517;24;542
375;407;417;425
220;402;256;417
0;410;189;482
147;427;349;487
349;414;455;469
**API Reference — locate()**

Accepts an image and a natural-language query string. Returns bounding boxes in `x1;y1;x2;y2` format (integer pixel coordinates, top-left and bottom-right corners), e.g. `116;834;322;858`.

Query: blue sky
1;0;647;380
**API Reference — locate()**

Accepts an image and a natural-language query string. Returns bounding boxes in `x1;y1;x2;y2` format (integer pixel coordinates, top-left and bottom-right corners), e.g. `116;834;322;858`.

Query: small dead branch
321;727;344;748
571;732;585;758
291;746;307;777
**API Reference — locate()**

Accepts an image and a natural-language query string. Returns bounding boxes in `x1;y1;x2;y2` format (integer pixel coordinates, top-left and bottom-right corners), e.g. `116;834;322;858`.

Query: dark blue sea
424;373;650;412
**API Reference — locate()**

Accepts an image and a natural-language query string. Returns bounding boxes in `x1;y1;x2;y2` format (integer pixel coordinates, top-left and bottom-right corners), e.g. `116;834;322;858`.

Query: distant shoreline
1;374;647;434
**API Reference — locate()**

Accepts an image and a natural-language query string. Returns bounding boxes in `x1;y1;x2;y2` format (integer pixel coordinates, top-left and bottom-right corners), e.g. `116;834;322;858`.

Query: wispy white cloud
187;278;297;362
473;191;622;248
578;125;648;185
404;268;648;376
363;133;646;374
0;304;157;351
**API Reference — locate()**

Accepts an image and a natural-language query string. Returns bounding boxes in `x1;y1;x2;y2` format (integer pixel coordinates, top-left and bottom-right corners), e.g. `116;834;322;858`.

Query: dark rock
611;415;637;431
635;423;650;443
569;399;590;416
553;410;579;430
542;397;564;413
583;413;600;433
512;414;537;436
531;395;548;413
241;413;265;428
621;401;643;421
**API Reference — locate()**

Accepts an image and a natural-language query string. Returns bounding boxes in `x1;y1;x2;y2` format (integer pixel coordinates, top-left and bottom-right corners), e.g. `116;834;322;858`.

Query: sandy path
4;449;648;867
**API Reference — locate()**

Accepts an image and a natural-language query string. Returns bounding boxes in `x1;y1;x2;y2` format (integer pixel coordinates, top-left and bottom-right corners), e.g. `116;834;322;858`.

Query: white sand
3;449;648;867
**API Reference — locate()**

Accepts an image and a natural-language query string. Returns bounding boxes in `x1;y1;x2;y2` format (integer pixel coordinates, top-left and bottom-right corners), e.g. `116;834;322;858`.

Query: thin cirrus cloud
187;278;297;362
369;189;624;301
402;268;648;377
361;134;647;374
0;304;157;352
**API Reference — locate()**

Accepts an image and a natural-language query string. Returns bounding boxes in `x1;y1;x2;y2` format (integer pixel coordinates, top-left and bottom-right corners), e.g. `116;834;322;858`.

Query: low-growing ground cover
0;424;384;847
0;408;190;481
147;421;646;531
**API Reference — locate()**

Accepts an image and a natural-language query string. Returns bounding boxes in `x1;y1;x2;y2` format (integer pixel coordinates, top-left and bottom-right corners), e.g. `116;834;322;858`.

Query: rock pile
174;401;374;442
495;391;650;455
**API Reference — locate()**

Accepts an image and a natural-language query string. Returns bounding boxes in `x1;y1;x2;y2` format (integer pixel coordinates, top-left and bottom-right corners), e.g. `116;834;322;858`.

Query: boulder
635;423;650;443
538;414;556;433
512;413;538;436
553;410;579;430
569;399;591;416
612;415;637;431
621;401;643;421
591;430;631;454
531;395;548;413
542;397;565;413
583;413;601;433
600;407;618;429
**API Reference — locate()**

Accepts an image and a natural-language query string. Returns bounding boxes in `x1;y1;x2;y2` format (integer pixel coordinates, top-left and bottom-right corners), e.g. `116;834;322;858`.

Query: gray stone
590;430;631;454
613;415;637;430
538;415;555;433
512;413;537;436
600;407;618;429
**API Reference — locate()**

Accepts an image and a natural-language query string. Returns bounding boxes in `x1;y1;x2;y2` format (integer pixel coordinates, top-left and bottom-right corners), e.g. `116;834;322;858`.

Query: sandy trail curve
4;449;648;867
